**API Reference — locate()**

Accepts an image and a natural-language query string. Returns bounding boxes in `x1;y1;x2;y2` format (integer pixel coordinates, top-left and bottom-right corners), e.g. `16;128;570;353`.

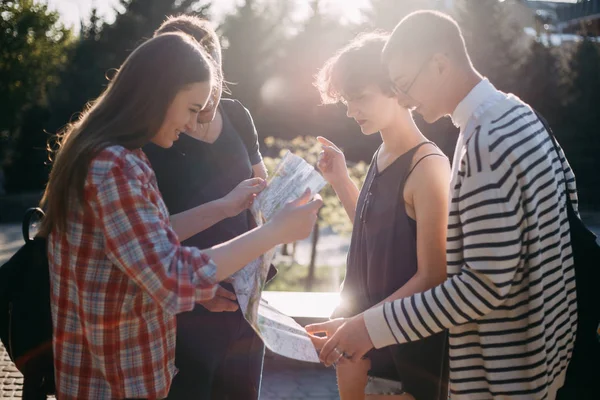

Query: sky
45;0;581;34
46;0;371;33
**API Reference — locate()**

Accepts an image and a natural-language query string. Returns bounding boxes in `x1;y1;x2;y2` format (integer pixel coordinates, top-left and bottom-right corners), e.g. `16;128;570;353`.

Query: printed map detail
232;151;326;363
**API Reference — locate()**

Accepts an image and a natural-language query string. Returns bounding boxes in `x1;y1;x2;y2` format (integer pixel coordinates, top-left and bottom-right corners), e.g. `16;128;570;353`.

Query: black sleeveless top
335;141;442;318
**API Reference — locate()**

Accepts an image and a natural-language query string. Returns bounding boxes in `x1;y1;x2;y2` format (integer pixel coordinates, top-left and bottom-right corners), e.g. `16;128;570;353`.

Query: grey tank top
334;141;446;318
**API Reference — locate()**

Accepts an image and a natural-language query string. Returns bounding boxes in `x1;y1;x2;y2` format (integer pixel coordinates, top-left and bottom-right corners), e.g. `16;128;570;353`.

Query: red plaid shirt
48;146;218;399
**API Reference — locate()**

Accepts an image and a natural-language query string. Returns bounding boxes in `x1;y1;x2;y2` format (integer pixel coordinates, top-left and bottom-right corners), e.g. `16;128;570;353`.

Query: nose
185;114;198;133
346;102;358;119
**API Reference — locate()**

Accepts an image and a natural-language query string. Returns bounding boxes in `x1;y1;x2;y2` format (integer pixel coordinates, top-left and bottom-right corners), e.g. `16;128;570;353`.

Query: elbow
416;269;447;291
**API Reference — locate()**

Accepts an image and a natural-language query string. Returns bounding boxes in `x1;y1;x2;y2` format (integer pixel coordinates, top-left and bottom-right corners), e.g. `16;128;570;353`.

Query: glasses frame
390;55;434;107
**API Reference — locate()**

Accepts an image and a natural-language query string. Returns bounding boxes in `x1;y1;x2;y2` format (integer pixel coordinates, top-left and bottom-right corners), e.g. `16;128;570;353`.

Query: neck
446;67;483;116
379;110;427;154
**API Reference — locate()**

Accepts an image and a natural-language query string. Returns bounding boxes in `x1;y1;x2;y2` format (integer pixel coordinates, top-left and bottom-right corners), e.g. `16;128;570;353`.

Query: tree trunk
306;219;320;291
281;242;289;256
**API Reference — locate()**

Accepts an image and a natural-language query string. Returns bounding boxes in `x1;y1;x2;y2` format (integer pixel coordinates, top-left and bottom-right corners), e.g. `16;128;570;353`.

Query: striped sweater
364;82;578;399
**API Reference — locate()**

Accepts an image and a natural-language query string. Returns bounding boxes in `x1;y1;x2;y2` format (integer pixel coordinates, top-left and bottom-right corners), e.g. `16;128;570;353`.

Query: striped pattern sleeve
364;147;524;348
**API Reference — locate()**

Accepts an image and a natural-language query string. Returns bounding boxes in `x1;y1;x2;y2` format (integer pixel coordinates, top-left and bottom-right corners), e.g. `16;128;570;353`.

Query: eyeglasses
391;55;433;108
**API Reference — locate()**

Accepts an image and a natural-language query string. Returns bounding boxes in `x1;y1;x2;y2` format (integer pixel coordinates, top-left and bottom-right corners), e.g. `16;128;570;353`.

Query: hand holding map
232;151;327;363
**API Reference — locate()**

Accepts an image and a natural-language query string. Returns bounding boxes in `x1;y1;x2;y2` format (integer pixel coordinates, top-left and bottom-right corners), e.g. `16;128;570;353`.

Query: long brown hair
39;32;216;236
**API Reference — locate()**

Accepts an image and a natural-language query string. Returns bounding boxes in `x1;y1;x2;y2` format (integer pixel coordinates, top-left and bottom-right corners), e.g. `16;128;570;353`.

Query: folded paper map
232;151;327;363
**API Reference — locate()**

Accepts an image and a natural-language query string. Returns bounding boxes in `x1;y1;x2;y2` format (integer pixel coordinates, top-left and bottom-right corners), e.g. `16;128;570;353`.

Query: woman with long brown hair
40;32;321;400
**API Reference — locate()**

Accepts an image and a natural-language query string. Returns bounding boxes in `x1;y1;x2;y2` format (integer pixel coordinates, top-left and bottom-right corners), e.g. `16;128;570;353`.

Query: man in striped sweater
309;10;578;399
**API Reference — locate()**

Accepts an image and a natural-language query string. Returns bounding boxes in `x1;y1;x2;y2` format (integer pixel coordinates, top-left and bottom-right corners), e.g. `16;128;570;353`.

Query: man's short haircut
382;10;471;67
155;15;221;64
315;31;395;104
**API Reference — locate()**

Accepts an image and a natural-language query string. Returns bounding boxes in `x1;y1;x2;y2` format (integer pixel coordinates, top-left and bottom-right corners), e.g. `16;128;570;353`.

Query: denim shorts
365;375;405;395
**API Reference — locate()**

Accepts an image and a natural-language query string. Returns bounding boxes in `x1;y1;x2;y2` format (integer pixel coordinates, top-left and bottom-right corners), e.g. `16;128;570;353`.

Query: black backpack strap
533;110;573;207
22;207;44;243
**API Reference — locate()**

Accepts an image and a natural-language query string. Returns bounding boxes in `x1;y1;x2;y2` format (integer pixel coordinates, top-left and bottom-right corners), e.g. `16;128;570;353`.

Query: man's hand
319;314;374;367
197;285;239;312
305;318;347;350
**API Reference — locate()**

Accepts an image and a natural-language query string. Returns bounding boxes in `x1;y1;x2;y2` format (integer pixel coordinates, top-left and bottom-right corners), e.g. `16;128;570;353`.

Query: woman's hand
197;285;239;312
317;136;350;185
221;177;266;218
266;189;323;244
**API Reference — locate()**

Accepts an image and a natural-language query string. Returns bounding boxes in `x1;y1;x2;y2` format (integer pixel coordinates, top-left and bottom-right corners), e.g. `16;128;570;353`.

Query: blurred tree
454;0;529;93
362;0;423;31
516;40;564;128
219;0;293;113
4;0;212;193
561;37;600;208
0;0;72;190
0;0;71;137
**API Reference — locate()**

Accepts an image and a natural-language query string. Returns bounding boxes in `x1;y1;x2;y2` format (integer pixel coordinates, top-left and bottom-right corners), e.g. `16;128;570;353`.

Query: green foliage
262;135;368;236
0;0;72;149
265;262;345;292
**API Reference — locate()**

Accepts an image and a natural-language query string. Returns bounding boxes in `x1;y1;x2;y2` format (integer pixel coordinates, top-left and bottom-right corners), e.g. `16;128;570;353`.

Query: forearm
372;269;446;308
364;266;513;348
253;162;268;180
170;199;229;241
203;222;280;281
331;176;360;222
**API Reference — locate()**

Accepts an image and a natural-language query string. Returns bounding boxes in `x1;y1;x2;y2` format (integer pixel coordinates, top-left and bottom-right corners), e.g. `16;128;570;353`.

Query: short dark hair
382;10;471;67
315;31;395;104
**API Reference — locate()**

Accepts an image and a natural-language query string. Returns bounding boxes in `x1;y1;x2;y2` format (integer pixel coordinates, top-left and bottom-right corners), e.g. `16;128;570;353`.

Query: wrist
257;221;281;249
332;173;353;192
215;198;232;219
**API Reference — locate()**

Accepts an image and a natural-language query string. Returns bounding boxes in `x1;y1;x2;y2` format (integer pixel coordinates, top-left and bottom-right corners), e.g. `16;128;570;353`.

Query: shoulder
465;95;539;176
220;98;250;115
88;146;154;188
406;144;451;198
410;143;450;178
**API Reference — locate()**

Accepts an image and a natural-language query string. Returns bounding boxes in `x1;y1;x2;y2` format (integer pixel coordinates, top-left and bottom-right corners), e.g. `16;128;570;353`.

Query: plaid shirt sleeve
92;157;219;315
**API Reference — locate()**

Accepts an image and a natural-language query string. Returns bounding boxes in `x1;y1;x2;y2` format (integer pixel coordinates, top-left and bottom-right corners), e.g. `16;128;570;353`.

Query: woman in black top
144;16;270;400
307;33;450;400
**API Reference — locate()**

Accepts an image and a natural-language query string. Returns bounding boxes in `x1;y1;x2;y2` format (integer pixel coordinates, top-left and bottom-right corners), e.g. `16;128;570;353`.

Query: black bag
0;207;55;398
535;113;600;399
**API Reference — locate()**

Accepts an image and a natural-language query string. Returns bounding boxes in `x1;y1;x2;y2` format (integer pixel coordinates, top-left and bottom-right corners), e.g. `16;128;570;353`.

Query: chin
155;139;175;149
360;125;380;135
